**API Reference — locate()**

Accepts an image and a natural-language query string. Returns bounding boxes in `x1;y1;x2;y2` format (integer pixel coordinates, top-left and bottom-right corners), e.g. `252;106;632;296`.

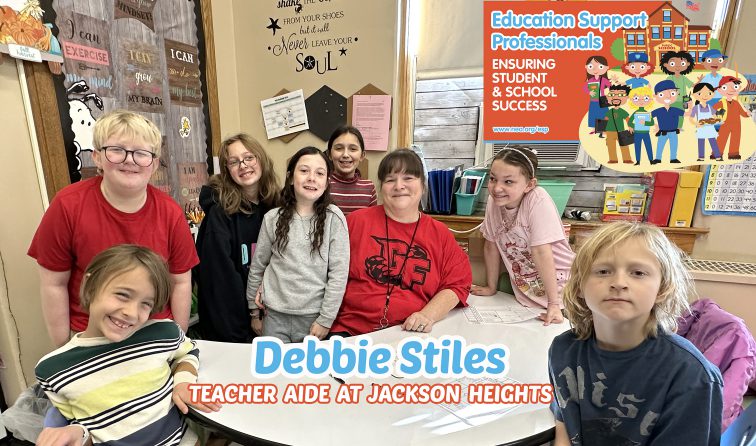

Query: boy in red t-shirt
28;110;198;346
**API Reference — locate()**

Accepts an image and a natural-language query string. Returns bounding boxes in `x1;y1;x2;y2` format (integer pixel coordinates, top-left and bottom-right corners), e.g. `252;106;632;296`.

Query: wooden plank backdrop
30;0;220;204
413;76;642;215
414;77;482;172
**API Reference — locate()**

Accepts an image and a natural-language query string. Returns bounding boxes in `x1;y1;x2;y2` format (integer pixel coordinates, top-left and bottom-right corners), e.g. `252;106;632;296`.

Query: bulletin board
701;157;756;216
240;0;399;160
25;0;220;207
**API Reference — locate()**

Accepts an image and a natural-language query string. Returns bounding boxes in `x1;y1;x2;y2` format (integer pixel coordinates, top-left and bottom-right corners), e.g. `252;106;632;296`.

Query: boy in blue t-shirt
549;222;723;445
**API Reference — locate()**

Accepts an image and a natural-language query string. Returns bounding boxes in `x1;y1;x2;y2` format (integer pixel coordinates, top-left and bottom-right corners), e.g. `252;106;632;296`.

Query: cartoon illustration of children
582;55;611;138
697;49;727;106
651;80;686;164
714;76;752;160
627;86;656;166
603;84;634;164
688;83;723;162
660;51;695;126
622;52;654;90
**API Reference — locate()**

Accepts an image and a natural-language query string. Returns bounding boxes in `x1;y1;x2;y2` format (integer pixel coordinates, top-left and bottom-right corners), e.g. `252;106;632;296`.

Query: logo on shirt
365;237;430;291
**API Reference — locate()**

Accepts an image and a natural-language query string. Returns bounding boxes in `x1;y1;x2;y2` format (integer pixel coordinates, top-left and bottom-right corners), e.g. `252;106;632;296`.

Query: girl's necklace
295;210;312;240
501;206;519;231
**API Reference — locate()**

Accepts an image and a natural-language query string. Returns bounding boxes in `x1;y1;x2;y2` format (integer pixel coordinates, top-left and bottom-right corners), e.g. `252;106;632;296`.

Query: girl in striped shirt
327;125;377;215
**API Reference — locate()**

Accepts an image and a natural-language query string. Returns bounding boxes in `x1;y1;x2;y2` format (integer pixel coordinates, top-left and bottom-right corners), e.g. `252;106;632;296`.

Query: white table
190;293;567;446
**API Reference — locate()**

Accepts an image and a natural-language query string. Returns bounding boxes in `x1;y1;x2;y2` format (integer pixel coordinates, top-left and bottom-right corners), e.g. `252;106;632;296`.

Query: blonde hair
564;221;694;340
211;133;280;214
627;86;656;111
79;245;172;315
93;110;163;155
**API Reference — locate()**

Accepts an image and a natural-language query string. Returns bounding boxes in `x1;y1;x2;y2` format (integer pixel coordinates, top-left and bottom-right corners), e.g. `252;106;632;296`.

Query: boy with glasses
29;110;199;346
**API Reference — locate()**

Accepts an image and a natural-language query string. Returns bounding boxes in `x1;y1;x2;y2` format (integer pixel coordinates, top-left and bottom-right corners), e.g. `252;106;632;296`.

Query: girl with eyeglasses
194;133;281;342
28;110;199;346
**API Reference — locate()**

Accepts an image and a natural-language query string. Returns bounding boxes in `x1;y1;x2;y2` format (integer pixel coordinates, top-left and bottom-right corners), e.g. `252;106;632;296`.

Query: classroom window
663;10;672;22
652;27;660;39
690;34;697;45
700;34;707;45
627;34;635;45
637;33;645;45
663;27;671;39
675;26;683;39
689;51;697;63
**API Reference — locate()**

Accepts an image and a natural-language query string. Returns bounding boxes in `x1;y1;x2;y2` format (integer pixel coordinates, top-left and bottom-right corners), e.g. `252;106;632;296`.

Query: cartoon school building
623;1;711;69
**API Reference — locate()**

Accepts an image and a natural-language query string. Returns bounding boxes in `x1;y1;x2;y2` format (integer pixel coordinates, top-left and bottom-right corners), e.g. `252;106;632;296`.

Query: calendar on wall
702;156;756;216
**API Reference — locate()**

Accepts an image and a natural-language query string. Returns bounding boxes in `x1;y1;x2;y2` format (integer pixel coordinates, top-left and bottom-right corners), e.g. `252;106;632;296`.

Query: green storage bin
539;179;575;216
455;169;488;216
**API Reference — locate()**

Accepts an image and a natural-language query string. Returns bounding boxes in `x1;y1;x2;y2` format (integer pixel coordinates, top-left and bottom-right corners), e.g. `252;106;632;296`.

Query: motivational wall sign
264;0;358;75
119;39;165;114
114;0;157;31
165;39;202;107
60;12;113;97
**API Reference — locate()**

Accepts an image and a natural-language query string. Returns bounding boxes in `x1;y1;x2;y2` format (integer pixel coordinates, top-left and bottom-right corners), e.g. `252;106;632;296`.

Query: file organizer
428;166;462;214
455;169;488;216
647;171;679;227
669;170;704;228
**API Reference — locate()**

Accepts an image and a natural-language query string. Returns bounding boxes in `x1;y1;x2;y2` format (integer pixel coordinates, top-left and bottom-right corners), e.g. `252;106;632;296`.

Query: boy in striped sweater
36;245;220;446
327;125;377;215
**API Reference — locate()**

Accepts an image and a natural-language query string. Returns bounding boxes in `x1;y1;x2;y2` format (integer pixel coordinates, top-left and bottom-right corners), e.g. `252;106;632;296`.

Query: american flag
686;0;701;12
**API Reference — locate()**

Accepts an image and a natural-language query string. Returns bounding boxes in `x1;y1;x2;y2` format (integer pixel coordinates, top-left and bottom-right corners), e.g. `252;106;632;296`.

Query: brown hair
564;222;694;340
212;133;280;214
377;148;426;189
274;147;333;256
79;245;172;314
492;145;539;180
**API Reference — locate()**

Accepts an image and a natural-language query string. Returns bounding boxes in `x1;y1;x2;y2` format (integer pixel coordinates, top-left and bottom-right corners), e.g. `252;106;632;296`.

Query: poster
0;0;63;62
165;39;202;107
483;1;756;172
59;12;113;97
177;161;207;209
120;39;165;114
261;89;310;139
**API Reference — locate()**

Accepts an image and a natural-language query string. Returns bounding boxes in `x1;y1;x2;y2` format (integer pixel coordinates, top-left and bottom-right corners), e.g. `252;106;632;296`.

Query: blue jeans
656;131;679;161
634;132;653;163
588;100;607;129
698;138;722;159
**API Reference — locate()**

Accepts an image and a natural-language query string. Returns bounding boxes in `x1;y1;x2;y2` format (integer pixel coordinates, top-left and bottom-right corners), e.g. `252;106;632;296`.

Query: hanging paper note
261;89;309;139
352;95;391;151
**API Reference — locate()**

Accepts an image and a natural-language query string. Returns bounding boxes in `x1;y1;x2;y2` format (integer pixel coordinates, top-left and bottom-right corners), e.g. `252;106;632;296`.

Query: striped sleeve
330;178;378;215
35;320;198;445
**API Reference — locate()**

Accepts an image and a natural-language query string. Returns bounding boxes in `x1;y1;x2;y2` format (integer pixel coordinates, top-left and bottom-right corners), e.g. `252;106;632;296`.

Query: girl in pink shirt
471;146;575;325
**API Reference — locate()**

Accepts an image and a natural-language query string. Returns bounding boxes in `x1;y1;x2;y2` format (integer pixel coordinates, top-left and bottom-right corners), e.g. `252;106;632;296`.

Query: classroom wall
225;0;400;182
211;0;241;137
0;60;55;405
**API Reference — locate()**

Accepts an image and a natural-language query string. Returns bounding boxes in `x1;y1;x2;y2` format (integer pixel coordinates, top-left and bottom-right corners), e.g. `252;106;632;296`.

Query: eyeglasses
227;155;257;169
99;146;157;167
606;93;628;98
